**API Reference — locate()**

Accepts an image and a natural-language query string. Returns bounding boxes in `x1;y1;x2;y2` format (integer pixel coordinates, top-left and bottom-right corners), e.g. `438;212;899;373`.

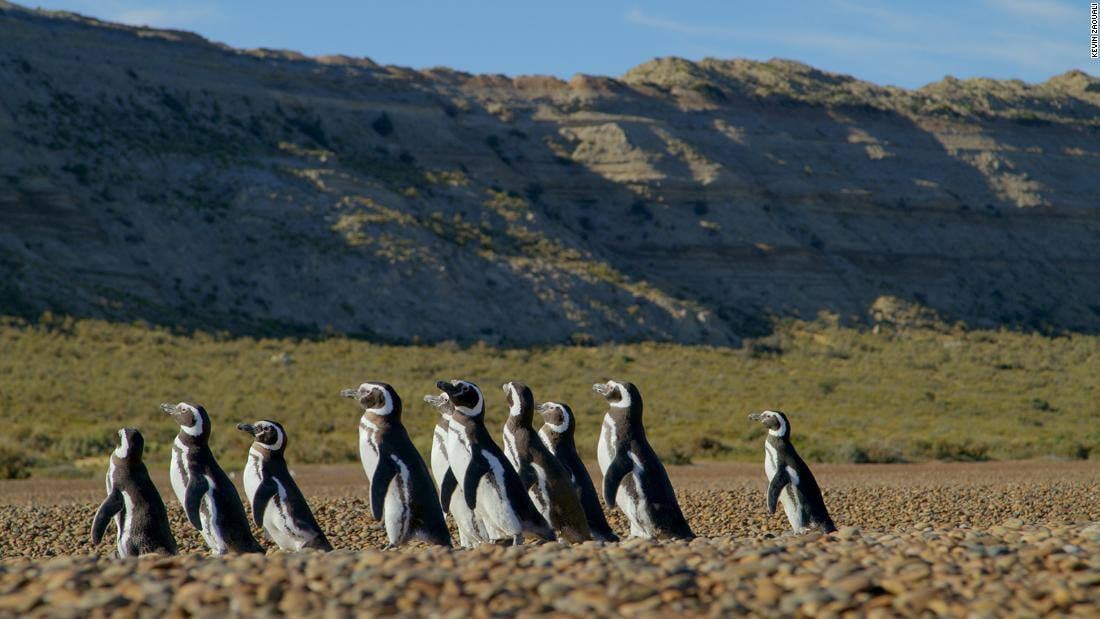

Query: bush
836;442;906;464
0;442;33;479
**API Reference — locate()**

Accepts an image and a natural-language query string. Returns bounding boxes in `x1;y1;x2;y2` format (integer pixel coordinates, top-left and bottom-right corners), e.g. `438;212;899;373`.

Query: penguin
238;420;333;551
162;402;264;554
342;382;452;548
91;428;177;557
536;401;620;542
501;382;592;543
593;380;694;540
431;379;555;544
425;392;489;548
748;410;836;534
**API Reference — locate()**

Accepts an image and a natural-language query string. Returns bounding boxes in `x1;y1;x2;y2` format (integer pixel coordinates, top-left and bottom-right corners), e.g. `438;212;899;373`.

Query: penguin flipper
767;469;791;515
602;450;633;509
91;490;123;545
439;469;458;514
517;463;539;491
251;478;278;528
370;457;398;521
462;456;490;510
184;475;209;530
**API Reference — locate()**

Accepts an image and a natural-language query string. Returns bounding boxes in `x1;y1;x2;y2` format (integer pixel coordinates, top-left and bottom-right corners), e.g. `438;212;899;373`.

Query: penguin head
592;380;642;414
433;380;484;417
237;420;287;452
502;381;534;425
113;427;145;462
161;402;211;441
536;401;574;437
342;382;402;418
748;410;790;438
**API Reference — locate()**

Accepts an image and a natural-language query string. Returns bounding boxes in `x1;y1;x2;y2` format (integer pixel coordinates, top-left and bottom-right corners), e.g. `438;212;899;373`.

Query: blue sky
29;0;1096;88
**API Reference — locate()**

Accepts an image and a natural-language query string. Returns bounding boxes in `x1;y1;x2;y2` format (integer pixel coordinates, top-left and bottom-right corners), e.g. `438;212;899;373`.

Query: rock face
1;3;1098;344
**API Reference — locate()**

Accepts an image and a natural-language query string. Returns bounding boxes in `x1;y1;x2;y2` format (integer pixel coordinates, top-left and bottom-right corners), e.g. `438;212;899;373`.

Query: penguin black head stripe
536;402;573;437
237;420;287;452
161;402;211;441
342;382;402;418
592;380;642;417
113;427;145;463
748;410;790;438
435;380;483;417
503;382;535;425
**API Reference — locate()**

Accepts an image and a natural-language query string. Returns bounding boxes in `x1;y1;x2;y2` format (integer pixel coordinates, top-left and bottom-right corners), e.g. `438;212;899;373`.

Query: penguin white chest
537;428;555;455
429;428;450;490
445;421;472;481
169;439;188;505
501;425;520;471
359;418;382;480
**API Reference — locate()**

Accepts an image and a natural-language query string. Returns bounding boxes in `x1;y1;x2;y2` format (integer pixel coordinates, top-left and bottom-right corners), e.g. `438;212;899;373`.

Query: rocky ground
1;461;1099;617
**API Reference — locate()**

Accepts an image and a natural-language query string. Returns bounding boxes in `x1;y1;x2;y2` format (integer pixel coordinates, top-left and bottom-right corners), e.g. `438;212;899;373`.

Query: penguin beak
159;402;178;415
536;402;554;415
237;423;256;435
592;383;612;397
340;388;358;399
747;412;763;422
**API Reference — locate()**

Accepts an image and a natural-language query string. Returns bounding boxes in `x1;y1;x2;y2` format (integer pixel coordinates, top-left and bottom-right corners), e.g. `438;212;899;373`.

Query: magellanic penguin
91;428;177;557
593;380;694;540
238;420;333;551
431;379;555;544
501;382;592;543
343;382;452;549
425;392;489;548
162;402;264;554
748;410;836;534
536;401;619;542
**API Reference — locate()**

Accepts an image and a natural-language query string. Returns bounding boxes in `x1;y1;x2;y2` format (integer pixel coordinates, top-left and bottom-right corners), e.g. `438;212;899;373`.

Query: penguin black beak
237;423;256;435
536;402;553;415
159;402;177;415
747;412;763;422
592;383;612;397
340;388;358;399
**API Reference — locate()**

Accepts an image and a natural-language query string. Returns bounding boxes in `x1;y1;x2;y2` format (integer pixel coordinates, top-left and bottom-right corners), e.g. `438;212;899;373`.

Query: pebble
0;478;1098;616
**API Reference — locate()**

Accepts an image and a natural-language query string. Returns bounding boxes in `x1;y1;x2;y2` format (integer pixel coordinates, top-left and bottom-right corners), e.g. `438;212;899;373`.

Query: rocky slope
2;3;1099;344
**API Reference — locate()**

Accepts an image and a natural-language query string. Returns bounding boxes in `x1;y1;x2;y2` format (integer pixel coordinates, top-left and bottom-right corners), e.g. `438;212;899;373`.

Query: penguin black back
749;410;836;534
344;382;452;548
502;382;591;543
594;380;693;540
436;379;555;543
536;401;619;542
239;420;333;551
163;401;263;554
91;428;177;557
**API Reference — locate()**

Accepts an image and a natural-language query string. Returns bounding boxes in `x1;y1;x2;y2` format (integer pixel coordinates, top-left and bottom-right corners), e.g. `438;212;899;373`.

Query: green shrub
0;442;33;479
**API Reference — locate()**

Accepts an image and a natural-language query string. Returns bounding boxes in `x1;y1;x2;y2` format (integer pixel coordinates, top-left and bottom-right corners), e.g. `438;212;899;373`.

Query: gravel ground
1;461;1099;617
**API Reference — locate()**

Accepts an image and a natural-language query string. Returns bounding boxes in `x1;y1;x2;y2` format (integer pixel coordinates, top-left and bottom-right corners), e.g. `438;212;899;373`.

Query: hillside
2;3;1099;344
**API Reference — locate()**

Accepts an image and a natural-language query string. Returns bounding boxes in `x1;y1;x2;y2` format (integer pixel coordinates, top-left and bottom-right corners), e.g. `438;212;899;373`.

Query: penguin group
90;379;835;556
